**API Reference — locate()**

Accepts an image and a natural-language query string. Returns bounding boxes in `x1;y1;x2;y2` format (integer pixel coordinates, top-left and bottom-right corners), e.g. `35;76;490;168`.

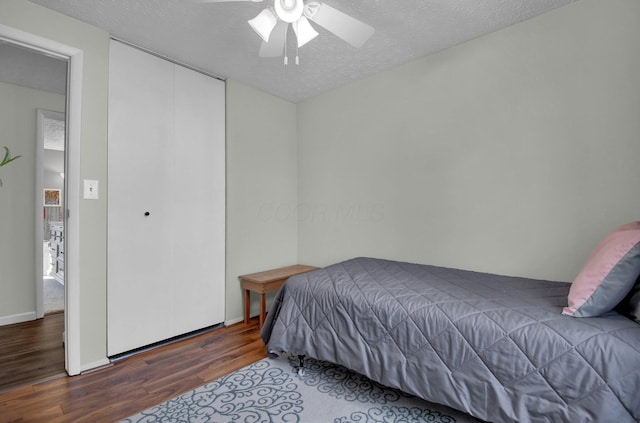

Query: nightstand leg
260;293;266;327
244;289;250;325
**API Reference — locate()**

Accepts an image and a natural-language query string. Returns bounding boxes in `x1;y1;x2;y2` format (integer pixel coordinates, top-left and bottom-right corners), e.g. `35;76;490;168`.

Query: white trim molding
80;358;111;374
0;311;37;327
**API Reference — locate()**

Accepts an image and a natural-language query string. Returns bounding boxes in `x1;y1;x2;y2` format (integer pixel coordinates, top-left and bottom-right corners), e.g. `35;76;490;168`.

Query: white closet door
108;41;225;356
172;65;226;335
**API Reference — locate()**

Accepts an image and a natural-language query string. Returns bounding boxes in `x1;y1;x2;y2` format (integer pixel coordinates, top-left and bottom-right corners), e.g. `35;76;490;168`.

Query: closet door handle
144;211;150;216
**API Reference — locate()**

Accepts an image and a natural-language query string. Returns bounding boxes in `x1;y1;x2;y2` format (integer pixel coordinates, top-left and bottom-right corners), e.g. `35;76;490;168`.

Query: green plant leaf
0;146;22;167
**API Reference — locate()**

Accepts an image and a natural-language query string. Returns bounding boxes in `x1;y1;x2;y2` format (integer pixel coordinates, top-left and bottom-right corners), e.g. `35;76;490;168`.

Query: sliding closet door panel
172;66;225;334
108;42;175;355
108;41;225;356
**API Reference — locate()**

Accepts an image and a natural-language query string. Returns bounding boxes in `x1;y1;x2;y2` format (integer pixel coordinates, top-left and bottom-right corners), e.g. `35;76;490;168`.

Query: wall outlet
84;179;99;199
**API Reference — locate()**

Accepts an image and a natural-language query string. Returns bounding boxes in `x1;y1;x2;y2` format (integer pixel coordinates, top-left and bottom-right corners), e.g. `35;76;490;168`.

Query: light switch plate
84;179;99;199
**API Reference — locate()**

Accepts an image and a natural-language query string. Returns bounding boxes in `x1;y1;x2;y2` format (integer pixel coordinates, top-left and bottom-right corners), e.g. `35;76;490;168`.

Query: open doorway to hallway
0;38;67;391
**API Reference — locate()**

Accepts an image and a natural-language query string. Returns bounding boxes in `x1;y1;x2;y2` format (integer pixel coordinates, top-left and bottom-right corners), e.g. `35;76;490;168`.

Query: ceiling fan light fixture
274;0;304;23
248;7;278;42
293;16;318;48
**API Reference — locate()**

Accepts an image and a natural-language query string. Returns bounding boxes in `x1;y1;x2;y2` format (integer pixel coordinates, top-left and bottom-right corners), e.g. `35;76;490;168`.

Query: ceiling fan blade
304;1;374;48
191;0;263;3
259;21;288;57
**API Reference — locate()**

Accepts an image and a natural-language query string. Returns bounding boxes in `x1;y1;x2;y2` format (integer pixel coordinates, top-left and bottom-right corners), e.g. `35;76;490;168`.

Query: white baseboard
0;311;37;326
225;316;244;326
80;358;112;374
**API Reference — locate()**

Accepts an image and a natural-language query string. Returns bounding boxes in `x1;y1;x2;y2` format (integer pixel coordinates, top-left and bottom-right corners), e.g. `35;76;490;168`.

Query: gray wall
297;0;640;283
226;80;298;323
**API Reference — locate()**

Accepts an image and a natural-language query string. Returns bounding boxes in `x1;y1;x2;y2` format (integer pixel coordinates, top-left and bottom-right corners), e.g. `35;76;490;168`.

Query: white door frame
0;24;83;376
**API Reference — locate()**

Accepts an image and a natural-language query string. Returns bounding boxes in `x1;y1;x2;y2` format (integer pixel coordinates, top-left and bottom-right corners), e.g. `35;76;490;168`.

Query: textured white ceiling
27;0;579;103
44;117;65;152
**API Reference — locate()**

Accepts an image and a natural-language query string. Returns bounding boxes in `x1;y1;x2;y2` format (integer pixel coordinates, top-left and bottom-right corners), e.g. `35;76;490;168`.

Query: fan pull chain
283;26;301;66
283;34;288;65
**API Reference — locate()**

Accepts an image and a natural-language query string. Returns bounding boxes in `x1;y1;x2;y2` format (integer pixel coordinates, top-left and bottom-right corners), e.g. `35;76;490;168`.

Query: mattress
262;257;640;422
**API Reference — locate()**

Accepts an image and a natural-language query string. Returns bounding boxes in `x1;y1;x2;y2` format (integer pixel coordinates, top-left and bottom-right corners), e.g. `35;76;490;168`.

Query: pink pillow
563;222;640;318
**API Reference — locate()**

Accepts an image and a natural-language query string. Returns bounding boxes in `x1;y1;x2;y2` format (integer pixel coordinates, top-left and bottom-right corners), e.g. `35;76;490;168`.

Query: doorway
0;34;73;386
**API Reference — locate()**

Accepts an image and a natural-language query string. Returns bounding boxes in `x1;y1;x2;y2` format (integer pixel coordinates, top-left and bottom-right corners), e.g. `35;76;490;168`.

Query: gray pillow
616;274;640;323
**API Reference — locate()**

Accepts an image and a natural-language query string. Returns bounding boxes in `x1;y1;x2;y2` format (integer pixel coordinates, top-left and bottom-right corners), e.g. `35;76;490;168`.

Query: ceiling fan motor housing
274;0;304;22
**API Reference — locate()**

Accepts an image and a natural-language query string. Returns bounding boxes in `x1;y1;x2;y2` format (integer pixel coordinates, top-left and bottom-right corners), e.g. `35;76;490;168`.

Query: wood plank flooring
0;312;65;393
0;318;266;423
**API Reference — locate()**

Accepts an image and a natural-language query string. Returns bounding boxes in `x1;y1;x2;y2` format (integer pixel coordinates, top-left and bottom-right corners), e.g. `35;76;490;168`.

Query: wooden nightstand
239;264;318;327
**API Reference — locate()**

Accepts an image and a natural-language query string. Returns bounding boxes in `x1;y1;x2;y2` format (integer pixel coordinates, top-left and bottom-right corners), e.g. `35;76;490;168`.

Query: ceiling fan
193;0;375;65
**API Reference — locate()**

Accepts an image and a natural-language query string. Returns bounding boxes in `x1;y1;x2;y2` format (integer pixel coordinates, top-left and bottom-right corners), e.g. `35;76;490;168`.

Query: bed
261;257;640;422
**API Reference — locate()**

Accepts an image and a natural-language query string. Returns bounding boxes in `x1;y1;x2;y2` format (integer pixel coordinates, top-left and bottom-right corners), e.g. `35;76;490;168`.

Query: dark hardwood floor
0;312;66;393
0;318;266;423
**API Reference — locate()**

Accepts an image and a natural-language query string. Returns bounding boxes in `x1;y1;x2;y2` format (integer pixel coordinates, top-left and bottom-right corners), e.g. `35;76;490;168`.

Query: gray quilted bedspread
262;257;640;422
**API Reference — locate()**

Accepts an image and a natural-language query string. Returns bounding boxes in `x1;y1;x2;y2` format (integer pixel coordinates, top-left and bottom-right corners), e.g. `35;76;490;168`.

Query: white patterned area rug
121;355;480;423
